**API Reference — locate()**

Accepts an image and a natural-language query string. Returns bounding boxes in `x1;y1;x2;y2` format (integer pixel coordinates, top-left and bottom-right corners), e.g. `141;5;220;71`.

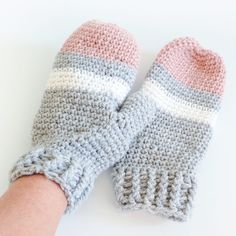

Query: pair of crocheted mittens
11;20;225;221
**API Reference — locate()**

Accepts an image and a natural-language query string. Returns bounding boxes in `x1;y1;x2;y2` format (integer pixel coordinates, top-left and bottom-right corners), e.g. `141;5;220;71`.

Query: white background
0;0;235;235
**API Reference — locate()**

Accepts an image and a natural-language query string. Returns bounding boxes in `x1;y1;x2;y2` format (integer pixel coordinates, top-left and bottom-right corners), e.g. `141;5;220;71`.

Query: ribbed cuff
112;167;196;221
10;147;95;213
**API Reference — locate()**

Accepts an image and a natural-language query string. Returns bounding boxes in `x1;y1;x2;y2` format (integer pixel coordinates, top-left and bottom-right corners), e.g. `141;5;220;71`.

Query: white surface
0;0;235;235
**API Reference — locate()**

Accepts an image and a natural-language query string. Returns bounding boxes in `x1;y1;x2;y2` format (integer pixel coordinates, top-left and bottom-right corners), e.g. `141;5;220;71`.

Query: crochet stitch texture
10;21;158;212
112;37;225;221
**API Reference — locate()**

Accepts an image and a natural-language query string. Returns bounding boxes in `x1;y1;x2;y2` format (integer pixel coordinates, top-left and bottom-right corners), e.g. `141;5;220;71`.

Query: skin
0;175;67;236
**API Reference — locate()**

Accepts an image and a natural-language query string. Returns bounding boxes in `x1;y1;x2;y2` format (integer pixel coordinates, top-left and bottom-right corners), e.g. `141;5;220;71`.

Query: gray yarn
113;107;211;221
31;89;119;144
148;64;221;109
11;89;156;212
53;52;136;86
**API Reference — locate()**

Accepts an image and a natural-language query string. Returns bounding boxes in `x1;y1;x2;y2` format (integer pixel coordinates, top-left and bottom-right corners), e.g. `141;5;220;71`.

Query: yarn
113;37;225;221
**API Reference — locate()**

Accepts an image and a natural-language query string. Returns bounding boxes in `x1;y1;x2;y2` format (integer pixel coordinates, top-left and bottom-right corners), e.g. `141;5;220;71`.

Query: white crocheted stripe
143;80;217;125
47;68;131;104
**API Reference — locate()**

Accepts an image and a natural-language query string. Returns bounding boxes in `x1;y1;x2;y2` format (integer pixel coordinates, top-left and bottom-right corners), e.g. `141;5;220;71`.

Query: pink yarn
61;20;140;69
156;37;225;95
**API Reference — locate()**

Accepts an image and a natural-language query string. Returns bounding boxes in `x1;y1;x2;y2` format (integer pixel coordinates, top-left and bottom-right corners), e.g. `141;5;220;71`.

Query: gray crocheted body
10;21;157;212
112;38;225;221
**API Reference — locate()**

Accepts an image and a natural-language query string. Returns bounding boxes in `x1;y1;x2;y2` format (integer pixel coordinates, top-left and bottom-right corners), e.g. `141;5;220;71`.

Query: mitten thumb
116;86;157;139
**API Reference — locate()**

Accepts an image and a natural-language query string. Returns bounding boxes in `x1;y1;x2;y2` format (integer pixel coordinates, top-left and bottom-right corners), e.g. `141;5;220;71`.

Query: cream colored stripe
47;69;130;103
143;80;217;125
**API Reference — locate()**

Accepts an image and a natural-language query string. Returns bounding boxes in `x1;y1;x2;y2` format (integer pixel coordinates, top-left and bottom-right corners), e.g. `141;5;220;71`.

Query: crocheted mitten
10;21;157;212
112;38;225;221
